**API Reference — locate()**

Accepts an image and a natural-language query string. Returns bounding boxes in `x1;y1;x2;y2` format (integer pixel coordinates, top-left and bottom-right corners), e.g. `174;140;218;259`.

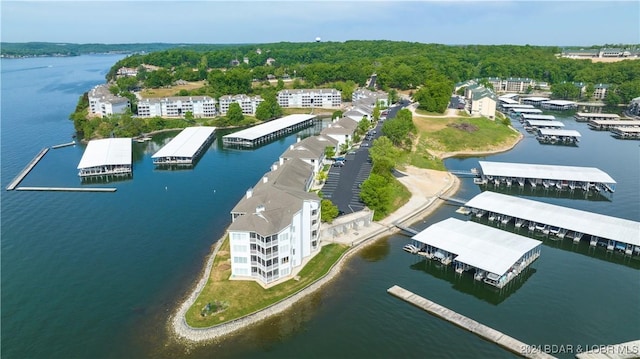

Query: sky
1;1;639;46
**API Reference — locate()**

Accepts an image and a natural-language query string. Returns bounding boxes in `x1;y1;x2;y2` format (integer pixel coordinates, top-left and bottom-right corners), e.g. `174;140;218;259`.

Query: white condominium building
87;84;131;117
218;94;264;115
228;157;321;285
137;96;217;118
277;89;342;108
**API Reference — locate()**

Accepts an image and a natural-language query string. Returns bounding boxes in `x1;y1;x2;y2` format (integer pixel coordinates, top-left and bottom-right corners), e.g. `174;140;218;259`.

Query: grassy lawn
388;176;411;213
415;108;446;116
185;238;348;328
140;81;206;98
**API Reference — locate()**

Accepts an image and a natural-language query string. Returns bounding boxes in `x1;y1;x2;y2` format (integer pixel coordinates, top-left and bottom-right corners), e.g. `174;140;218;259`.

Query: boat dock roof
223;114;315;141
526;120;564;127
151;126;216;160
537;128;581;137
521;114;556;121
412;218;542;276
477;161;616;184
464;191;640;247
499;98;519;104
77;138;132;170
502;104;534;109
575;112;620;119
589;120;640;127
511;108;543;113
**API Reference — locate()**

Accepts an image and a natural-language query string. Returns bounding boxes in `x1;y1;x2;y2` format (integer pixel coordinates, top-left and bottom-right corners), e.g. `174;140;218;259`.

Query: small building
410;218;542;288
77;138;132;177
593;84;610;100
280;135;338;175
352;88;389;108
319;117;359;149
468;86;497;119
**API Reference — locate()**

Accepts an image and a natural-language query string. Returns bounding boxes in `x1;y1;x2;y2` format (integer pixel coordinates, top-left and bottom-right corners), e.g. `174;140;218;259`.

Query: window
282;256;289;264
233;256;248;264
233;245;248;253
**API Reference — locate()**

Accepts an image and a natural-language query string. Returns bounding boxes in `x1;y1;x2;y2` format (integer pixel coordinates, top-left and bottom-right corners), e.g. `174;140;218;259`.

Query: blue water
2;55;639;359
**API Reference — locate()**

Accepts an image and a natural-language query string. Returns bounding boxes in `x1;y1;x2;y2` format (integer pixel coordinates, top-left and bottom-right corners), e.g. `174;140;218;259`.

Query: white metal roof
526;120;564;127
412;218;542;276
522;97;550;102
613;127;640;133
575;112;620;118
590;120;640;126
223;114;315;141
521;114;556;120
77;138;132;169
499;93;519;99
151;127;216;159
512;108;543;113
543;100;576;106
502;104;534;109
499;98;519;104
465;191;639;246
478;161;616;184
537;128;581;137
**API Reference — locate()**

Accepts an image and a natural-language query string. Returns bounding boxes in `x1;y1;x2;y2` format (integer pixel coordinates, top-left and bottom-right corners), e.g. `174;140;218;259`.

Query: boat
403;244;419;254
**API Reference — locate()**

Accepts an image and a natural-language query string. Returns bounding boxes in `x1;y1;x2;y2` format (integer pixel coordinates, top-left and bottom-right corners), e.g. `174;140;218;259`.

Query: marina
387;285;556;359
407;218;542;288
77;138;132;177
5;147;49;191
222;114;316;147
472;160;616;193
463;191;640;256
535;128;581;145
574;112;620;122
151;126;216;165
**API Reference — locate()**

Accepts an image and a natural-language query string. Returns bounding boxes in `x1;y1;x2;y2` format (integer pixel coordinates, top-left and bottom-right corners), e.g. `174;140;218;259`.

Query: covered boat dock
463;191;640;256
409;218;542;288
588;119;640;131
77;138;132;177
520;113;556;122
536;128;581;144
222;114;316;147
521;97;549;106
540;100;577;111
523;120;565;132
151;126;216;165
473;160;616;192
611;126;640;139
574;112;620;122
510;108;542;115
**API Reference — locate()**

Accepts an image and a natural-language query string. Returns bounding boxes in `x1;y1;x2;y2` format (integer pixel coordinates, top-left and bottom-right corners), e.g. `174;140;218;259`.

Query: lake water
1;55;638;359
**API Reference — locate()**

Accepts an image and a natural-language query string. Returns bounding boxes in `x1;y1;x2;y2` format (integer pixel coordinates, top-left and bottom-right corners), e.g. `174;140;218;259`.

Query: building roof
77;138;132;169
478;161;616;184
138;96;215;104
464;191;639;246
412;218;542;276
501;104;534;109
543;100;576;106
522;97;550;102
151;127;216;159
281;135;337;161
512;108;543;113
537;128;581;137
575;112;620;119
223;114;316;141
521;114;556;120
499;98;519;104
526;120;564;127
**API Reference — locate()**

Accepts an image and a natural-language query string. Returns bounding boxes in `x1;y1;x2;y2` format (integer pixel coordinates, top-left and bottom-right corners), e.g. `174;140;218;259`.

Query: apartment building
277;89;342;108
218;94;263;115
137;96;217;118
87;84;131;117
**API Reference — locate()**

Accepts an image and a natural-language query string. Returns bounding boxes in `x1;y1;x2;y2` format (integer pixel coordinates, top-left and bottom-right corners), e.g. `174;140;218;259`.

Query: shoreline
169;167;462;344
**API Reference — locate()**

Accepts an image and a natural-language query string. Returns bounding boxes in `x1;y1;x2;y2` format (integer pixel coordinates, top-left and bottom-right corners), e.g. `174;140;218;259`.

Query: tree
551;82;580;100
324;146;336;159
388;89;399;104
339;139;351;154
255;95;282;121
332;110;343;120
359;173;392;218
368;136;399;174
226;102;244;125
320;199;339;223
372;106;381;122
276;79;285;90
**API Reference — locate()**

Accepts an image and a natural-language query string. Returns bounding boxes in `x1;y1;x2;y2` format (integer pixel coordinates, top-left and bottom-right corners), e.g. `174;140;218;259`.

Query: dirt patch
448;122;478;133
140;81;206;98
217;263;231;271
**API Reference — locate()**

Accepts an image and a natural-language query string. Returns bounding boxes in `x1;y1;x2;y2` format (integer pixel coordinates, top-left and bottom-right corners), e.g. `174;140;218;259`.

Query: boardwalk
6;147;49;191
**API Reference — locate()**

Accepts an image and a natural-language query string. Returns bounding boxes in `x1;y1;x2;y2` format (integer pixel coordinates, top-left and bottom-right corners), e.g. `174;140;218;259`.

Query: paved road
322;100;410;215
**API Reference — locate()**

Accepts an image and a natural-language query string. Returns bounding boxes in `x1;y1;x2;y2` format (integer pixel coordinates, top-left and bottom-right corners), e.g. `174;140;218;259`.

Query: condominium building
277;89;342;108
218;94;263;115
87;84;131;117
137;96;217;118
593;84;610;100
228;157;321;285
280;135;338;175
320;116;359;148
467;85;497;119
352;88;389;108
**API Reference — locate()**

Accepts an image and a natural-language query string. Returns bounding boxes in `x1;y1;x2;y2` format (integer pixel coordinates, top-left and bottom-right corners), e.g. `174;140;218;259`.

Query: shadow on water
478;184;613;202
471;216;640;270
409;258;537;306
80;174;132;185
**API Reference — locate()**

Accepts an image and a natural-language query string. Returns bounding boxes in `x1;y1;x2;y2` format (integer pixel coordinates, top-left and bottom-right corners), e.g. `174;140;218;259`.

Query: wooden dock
387;285;556;359
6;148;49;191
575;340;640;359
16;187;117;192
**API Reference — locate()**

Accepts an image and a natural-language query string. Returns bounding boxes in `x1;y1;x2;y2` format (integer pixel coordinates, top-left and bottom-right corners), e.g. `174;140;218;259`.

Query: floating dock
6;147;49;191
463;191;640;256
222;114;316;147
151;126;216;165
77;138;132;177
408;218;541;288
387;285;556;359
16;187;117;192
536;128;581;145
472;161;616;193
51;141;76;149
574;112;620;122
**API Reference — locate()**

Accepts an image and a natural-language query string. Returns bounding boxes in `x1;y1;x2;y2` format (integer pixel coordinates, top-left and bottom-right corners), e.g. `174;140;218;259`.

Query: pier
575;339;640;359
16;187;117;192
438;195;468;205
51;141;76;149
393;222;419;235
463;191;640;256
387;285;556;359
223;114;316;147
6;147;49;191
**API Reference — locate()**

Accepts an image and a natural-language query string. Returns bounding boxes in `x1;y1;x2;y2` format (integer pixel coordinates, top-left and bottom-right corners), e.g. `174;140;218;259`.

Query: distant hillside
0;42;240;58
